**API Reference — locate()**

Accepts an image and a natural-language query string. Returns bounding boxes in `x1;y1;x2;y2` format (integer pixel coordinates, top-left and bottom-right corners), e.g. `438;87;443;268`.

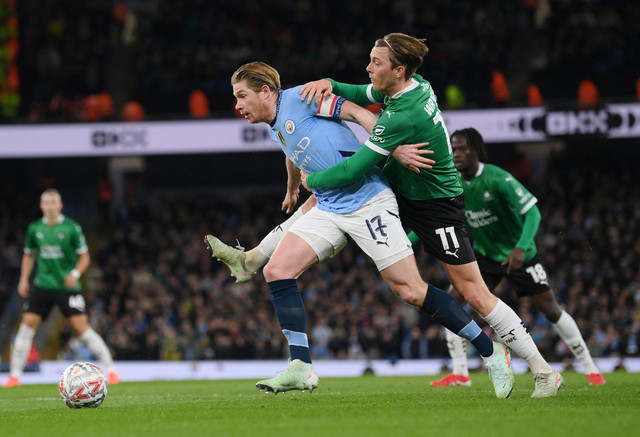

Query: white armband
316;93;340;118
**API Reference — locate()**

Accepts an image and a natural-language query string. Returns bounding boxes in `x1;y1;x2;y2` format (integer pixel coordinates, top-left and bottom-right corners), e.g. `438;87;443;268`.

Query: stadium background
0;0;639;379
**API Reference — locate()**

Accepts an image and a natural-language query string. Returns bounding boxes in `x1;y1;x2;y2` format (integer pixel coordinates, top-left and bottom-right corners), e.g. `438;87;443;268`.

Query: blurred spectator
490;71;510;105
189;90;210;119
121;100;145;121
527;84;544;107
577;79;599;109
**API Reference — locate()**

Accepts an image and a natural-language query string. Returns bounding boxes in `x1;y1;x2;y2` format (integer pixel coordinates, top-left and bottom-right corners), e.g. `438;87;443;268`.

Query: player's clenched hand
17;279;30;298
300;171;312;191
282;188;300;214
391;143;434;174
63;273;79;290
300;79;333;106
501;247;525;274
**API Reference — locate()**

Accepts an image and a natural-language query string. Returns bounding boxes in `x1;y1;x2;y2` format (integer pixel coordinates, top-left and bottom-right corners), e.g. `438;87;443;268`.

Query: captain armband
316;94;345;119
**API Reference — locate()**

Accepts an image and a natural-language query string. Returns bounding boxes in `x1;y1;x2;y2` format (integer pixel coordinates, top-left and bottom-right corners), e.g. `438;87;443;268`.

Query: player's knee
540;303;562;323
457;286;487;311
392;282;425;307
263;262;292;282
262;262;279;282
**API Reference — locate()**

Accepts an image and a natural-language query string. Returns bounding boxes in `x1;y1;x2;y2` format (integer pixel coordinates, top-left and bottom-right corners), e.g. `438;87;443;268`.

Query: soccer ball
58;362;108;408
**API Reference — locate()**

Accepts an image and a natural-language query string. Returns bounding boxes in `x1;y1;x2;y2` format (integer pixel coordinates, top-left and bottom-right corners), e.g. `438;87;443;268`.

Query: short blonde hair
41;188;62;201
231;62;281;93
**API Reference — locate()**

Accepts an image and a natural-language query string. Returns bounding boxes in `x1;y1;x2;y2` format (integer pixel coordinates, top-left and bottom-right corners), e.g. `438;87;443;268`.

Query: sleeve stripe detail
364;139;391;156
520;197;538;215
366;84;381;104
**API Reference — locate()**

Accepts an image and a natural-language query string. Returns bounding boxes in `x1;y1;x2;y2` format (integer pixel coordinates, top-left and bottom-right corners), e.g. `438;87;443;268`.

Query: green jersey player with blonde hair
300;32;564;398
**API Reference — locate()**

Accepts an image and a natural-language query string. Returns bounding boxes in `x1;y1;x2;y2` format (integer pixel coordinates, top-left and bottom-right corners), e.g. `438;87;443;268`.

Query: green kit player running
428;128;605;387
2;189;119;388
300;32;563;397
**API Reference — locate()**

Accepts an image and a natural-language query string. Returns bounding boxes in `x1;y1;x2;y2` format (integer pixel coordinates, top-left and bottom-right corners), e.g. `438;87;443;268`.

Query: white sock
247;207;305;271
9;324;36;379
553;311;599;374
445;328;469;376
483;299;553;374
80;328;115;373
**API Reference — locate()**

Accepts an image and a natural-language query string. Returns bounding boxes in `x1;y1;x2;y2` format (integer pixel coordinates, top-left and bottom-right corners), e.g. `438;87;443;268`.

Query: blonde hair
231;62;281;92
41;188;61;201
375;33;429;80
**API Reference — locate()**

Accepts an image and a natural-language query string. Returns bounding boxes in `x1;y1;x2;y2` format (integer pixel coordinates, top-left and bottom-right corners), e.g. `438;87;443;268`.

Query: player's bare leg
445;262;564;398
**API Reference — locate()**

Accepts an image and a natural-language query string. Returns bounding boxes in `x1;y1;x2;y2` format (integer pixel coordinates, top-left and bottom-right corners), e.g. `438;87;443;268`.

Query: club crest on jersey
374;125;386;136
58;232;65;239
285;120;295;134
483;191;492;200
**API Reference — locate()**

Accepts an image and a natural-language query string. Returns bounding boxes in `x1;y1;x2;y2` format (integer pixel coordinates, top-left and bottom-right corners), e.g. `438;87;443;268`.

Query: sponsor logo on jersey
291;137;312;168
465;209;498;228
374;125;386;136
41;244;64;259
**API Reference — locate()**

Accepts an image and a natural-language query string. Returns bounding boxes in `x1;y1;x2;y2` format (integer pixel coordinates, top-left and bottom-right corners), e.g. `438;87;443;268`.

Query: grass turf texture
0;371;638;437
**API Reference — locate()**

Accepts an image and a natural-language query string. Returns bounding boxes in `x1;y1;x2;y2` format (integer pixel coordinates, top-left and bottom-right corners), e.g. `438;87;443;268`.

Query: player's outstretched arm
338;100;378;134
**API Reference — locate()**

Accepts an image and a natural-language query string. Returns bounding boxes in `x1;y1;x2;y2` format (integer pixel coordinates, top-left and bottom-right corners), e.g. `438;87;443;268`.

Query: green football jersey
330;75;462;200
24;215;88;291
461;163;538;263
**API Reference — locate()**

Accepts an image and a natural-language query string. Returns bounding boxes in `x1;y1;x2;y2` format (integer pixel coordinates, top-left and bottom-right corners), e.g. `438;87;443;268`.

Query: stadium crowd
8;0;640;123
1;0;638;368
1;146;638;364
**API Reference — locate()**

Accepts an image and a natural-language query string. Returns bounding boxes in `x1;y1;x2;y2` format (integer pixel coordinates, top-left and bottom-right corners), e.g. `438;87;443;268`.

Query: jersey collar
270;90;283;127
41;214;64;225
390;78;419;99
460;162;484;185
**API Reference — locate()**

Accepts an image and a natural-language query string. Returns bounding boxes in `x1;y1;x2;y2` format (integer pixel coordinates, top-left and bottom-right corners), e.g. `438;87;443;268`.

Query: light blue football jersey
269;86;389;213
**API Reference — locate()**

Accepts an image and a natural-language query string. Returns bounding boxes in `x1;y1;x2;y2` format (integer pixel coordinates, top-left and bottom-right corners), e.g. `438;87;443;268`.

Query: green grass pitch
1;371;638;437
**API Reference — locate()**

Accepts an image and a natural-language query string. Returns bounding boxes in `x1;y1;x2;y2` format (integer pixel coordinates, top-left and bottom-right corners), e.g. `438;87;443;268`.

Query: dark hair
451;128;489;162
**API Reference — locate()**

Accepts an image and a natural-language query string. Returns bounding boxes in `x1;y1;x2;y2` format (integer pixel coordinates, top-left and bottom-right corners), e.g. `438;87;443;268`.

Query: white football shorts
288;188;413;271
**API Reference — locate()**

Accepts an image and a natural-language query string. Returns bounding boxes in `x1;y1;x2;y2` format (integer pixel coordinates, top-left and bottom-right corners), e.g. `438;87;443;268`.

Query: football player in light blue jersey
204;61;513;398
267;83;388;214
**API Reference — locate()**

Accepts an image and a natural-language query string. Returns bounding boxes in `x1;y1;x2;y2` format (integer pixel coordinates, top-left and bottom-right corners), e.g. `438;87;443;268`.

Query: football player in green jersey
428;128;605;387
300;33;563;397
2;189;120;388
